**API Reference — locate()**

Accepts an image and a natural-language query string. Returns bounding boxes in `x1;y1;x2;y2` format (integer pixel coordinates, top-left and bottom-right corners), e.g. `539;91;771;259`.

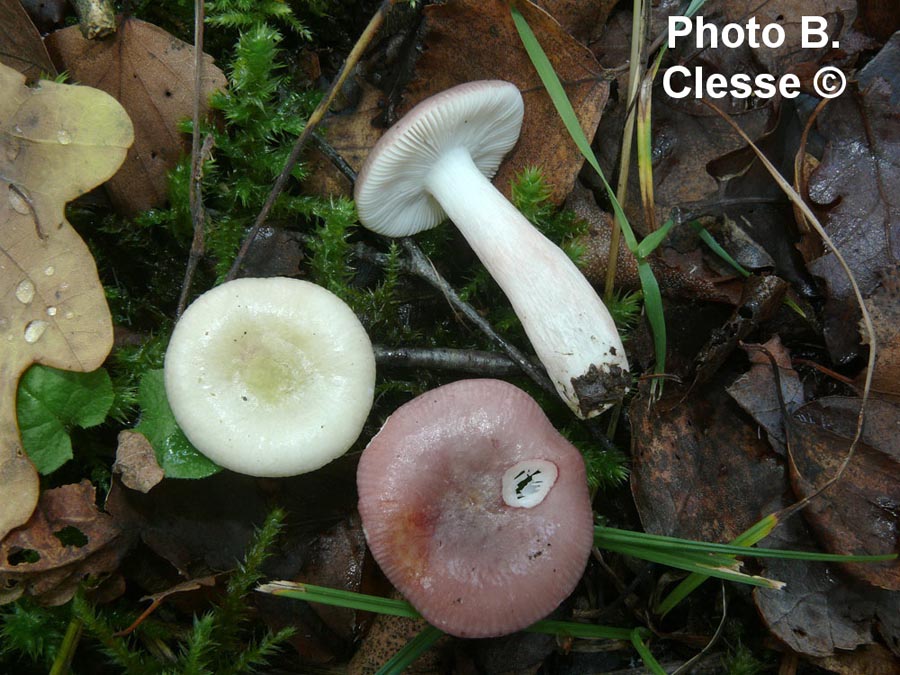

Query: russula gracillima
354;80;629;418
356;379;594;638
164;277;375;477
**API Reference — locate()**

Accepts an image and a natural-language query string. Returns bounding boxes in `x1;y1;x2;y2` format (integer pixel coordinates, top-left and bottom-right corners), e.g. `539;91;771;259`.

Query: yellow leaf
0;63;133;540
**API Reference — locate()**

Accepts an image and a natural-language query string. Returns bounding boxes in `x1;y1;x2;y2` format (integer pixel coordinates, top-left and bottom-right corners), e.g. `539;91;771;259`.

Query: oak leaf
0;62;133;541
46;17;228;215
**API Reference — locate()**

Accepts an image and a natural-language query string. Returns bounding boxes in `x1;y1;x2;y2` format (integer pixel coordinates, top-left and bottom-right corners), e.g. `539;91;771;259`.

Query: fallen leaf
754;499;899;658
19;0;68;33
692;275;789;386
17;365;113;474
805;33;900;363
857;266;900;400
0;63;132;540
568;183;744;305
858;0;900;42
307;81;387;198
812;643;900;675
0;0;57;81
629;383;788;542
727;336;807;456
348;599;447;675
113;430;164;493
719;0;857;76
531;0;617;44
789;396;900;590
0;481;131;606
45;16;227;215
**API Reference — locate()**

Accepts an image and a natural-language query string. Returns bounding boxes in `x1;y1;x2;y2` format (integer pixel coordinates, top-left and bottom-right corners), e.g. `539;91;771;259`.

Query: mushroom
164;277;376;477
354;80;629;418
356;378;594;638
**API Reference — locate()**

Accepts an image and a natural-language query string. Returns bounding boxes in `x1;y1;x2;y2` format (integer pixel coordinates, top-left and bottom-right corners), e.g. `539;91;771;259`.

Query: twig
400;239;557;397
225;0;398;282
374;345;522;377
71;0;116;39
176;0;210;318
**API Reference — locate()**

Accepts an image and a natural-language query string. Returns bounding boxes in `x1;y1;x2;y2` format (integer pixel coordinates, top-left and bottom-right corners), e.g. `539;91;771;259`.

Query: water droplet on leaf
24;320;48;343
15;279;35;304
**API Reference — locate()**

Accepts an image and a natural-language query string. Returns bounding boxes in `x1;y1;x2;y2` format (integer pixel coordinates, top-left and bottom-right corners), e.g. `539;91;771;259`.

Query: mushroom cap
164;277;376;477
357;379;594;638
354;80;524;237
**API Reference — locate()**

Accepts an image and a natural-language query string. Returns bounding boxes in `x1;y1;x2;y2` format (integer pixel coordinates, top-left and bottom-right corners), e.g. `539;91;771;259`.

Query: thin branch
225;0;398;282
374;345;522;377
177;0;210;318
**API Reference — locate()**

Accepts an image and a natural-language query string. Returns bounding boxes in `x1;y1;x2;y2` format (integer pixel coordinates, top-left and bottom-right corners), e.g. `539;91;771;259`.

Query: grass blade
511;5;669;382
258;581;638;640
375;625;444;675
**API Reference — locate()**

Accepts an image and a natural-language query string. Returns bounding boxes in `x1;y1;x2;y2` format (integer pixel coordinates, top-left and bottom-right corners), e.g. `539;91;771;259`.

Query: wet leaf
754;502;899;658
567;183;744;304
0;0;57;81
19;0;68;33
726;336;806;456
113;430;164;493
0;481;131;606
789;396;900;590
133;369;221;480
719;0;857;76
45;17;227;215
531;0;617;44
629;383;789;543
16;365;113;474
692;275;789;386
805;33;900;363
0;62;131;541
857;266;900;400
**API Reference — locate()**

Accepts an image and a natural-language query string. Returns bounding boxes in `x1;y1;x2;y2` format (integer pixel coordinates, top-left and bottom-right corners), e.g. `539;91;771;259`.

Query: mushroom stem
425;147;627;417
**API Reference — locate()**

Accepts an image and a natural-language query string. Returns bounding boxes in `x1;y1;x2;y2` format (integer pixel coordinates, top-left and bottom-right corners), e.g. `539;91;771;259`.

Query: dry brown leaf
0;0;57;82
0;481;131;605
857;266;900;400
531;0;617;44
46;17;227;215
0;63;132;541
727;336;807;456
113;430;164;494
629;383;788;543
790;396;900;590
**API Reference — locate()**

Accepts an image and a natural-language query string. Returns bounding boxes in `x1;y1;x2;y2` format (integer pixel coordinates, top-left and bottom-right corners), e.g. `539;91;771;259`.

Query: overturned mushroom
355;80;628;418
357;379;594;638
164;277;376;477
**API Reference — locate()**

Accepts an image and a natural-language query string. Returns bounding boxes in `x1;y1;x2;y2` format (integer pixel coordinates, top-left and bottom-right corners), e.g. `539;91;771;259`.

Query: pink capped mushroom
354;80;629;418
356;379;594;638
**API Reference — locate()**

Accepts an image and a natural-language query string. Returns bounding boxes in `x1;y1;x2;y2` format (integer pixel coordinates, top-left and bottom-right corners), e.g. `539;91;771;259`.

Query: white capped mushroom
354;80;629;418
164;277;376;477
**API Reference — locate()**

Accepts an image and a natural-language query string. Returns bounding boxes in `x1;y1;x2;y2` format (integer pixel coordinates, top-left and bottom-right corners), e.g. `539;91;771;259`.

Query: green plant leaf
17;365;114;474
134;369;221;479
635;218;676;260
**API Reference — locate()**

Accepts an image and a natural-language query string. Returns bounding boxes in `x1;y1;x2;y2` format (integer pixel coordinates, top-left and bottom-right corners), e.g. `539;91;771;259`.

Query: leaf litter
0;62;132;541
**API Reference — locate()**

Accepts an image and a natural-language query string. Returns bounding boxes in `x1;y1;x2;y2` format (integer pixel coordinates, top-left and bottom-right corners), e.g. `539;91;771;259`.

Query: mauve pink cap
357;379;594;638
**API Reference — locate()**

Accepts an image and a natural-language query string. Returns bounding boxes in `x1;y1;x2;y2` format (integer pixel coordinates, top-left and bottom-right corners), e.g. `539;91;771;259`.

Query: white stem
425;147;629;418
